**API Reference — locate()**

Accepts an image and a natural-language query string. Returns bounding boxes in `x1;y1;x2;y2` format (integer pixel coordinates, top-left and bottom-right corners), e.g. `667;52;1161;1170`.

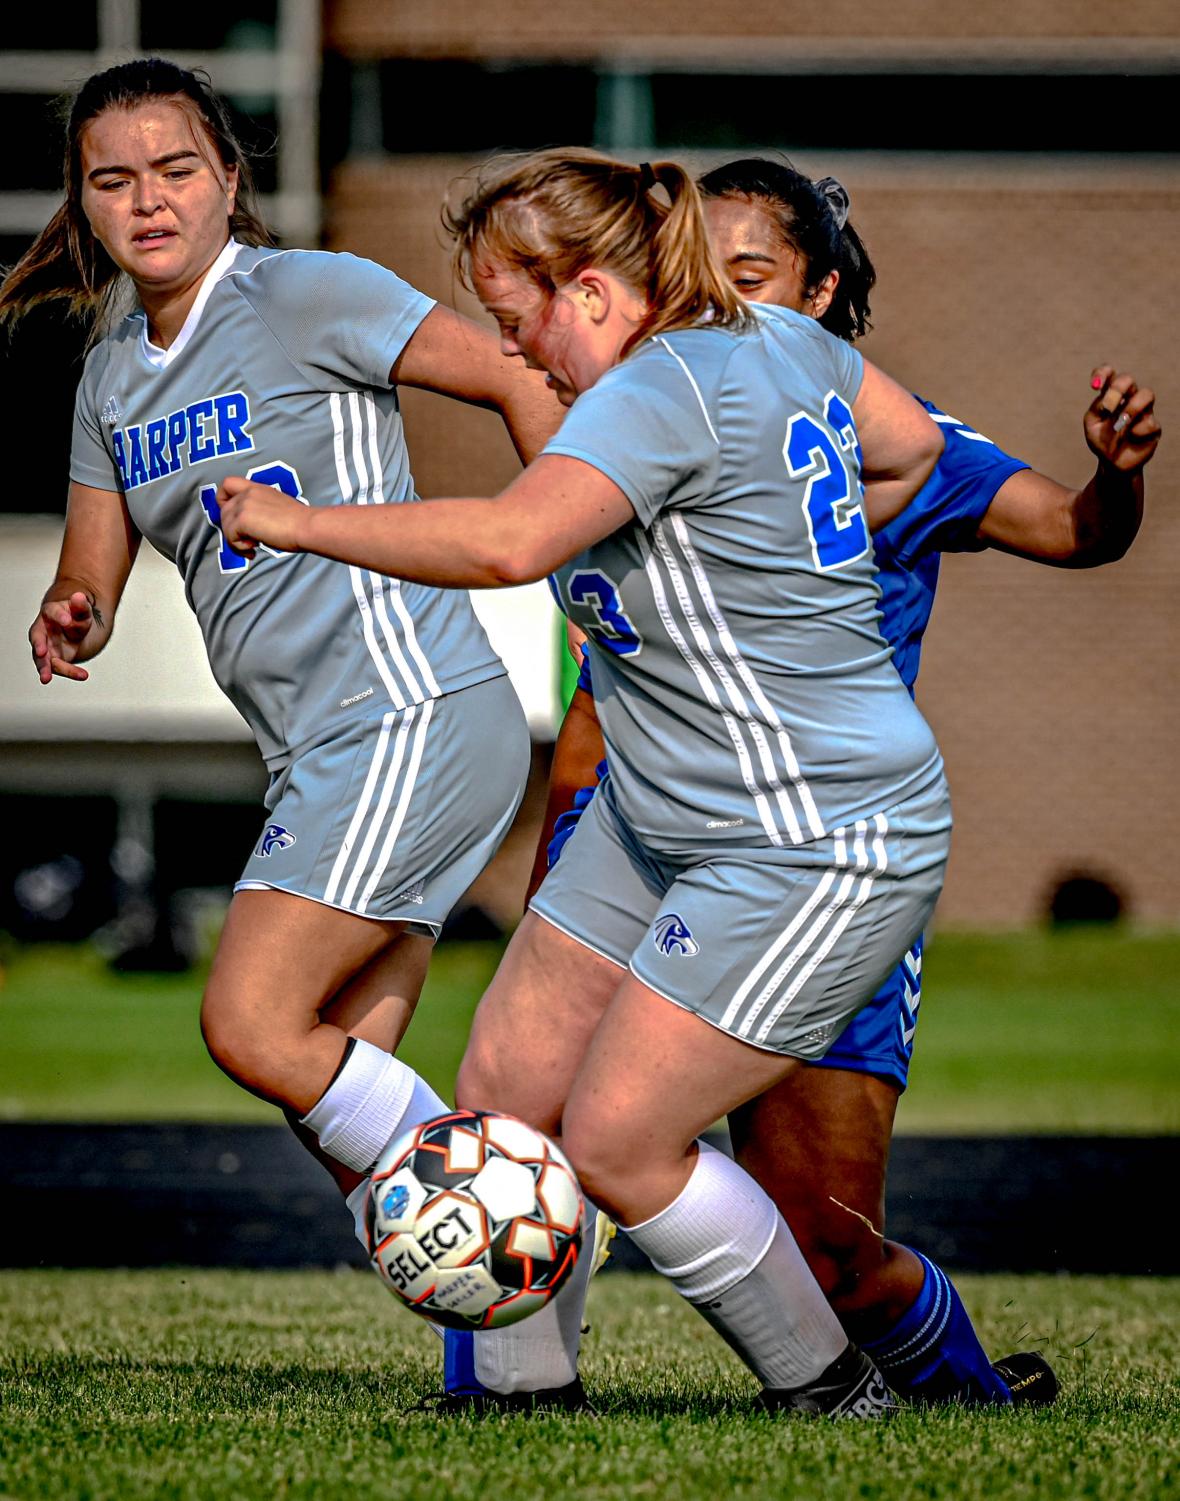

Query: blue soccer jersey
549;395;1028;1086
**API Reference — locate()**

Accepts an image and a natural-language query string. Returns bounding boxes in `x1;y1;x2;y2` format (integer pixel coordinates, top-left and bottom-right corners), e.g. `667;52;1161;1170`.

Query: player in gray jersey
218;148;954;1416
9;61;560;1234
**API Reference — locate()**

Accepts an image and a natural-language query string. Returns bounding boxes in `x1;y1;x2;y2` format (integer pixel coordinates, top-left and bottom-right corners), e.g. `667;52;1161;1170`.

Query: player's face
705;196;813;311
80;101;238;298
473;259;632;407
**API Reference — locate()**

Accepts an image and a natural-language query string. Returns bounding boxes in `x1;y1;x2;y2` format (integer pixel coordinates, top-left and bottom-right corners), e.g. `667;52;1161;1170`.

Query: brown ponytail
444;147;751;356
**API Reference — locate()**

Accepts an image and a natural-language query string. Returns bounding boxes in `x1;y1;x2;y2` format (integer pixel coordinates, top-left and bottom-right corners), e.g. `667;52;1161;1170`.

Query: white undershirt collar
139;238;245;370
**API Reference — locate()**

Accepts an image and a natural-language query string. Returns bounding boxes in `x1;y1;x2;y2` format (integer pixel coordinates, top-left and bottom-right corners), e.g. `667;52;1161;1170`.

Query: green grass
1;929;1178;1132
0;1269;1177;1501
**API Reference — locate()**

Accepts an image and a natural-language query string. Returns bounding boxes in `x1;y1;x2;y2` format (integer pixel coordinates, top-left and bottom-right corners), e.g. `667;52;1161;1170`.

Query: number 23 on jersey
785;391;869;572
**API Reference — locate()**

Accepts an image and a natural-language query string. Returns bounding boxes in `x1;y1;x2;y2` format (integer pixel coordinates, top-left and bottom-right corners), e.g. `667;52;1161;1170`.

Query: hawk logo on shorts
654;913;699;957
381;1184;411;1220
257;824;296;857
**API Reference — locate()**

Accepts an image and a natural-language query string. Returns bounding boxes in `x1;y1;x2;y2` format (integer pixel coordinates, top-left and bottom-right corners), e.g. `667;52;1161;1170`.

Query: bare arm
976;367;1158;567
391;304;564;465
854;361;944;528
216;454;635;589
29;482;140;683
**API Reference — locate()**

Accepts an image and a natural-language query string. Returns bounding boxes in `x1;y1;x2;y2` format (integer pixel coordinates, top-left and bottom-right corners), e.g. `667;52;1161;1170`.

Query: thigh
455;910;626;1134
318;929;436;1052
238;676;529;934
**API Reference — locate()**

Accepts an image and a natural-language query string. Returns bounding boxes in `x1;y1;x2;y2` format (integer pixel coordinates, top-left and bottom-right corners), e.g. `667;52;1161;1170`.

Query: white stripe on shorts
339;704;420;911
323;711;395;907
719;813;889;1042
356;697;435;914
752;813;890;1044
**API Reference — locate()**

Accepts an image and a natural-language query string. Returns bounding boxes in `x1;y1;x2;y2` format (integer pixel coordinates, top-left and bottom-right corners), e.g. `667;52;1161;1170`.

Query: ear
224;161;239;218
810;268;839;320
569;268;613;325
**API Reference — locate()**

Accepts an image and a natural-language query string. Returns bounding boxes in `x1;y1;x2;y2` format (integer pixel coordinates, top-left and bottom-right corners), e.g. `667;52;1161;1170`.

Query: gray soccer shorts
236;674;529;936
530;775;951;1058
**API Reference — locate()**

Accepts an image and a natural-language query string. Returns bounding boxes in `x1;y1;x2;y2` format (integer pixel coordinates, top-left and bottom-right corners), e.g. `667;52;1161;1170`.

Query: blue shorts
549;774;924;1087
811;938;922;1092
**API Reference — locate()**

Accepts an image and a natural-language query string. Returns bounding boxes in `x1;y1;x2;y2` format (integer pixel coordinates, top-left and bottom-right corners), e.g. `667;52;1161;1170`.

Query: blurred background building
1;0;1177;961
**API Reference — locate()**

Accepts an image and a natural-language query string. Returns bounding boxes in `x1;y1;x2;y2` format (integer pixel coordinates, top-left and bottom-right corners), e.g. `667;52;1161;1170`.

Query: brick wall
327;0;1177;58
326;154;1180;924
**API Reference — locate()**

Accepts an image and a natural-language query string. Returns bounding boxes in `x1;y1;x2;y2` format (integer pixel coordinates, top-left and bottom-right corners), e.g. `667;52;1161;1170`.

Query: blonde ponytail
444;148;751;354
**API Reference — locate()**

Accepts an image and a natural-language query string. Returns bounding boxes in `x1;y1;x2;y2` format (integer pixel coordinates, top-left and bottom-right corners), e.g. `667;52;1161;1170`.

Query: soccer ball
365;1110;583;1330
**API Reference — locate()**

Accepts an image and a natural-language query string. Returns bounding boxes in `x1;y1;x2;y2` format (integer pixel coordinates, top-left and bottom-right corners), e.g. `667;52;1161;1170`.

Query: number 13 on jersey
785;391;869;572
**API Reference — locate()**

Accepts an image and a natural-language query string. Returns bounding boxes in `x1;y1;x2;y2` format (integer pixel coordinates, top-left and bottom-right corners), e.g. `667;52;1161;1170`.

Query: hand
29;591;98;684
217;476;310;558
1085;367;1161;474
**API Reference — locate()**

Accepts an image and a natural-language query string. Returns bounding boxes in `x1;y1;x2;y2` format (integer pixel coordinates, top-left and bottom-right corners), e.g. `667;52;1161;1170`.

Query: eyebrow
87;150;203;181
726;251;778;267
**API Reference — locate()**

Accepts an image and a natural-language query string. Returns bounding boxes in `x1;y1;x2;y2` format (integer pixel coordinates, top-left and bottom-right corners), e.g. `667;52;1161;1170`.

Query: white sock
301;1037;448;1174
473;1200;597;1394
624;1140;846;1389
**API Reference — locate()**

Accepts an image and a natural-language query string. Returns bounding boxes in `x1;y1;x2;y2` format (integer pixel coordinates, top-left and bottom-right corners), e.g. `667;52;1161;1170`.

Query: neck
139;240;229;348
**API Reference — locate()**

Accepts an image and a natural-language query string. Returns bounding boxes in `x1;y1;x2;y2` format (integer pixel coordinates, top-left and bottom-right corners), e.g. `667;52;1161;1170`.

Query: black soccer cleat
991;1351;1060;1408
759;1343;898;1419
412;1377;595;1416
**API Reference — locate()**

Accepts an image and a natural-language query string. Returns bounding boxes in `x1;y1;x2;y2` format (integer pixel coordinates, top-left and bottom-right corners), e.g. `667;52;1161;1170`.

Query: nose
132;177;164;216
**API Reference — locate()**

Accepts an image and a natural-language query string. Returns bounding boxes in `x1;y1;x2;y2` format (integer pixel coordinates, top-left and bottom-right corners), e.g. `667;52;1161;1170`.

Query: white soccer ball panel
484;1288;552;1328
481;1114;548;1162
429;1263;504;1318
412;1190;489;1270
507;1218;556;1262
470;1155;538;1222
373;1229;440;1303
443;1126;486;1174
536;1162;582;1235
370;1167;429;1238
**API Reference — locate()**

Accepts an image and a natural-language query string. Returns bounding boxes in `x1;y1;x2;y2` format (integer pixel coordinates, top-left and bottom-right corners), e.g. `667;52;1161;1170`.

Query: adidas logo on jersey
101;396;121;426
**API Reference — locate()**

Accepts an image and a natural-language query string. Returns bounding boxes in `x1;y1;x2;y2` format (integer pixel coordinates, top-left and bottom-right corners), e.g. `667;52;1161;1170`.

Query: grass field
1;1268;1177;1501
1;928;1178;1131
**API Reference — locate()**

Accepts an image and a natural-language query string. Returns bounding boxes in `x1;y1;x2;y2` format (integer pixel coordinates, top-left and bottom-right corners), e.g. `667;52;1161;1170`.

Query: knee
454;1036;509;1115
559;1111;648;1224
199;987;276;1094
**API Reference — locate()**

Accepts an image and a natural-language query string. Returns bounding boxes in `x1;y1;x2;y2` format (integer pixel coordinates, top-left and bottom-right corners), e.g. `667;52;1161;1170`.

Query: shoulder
622;323;751;418
77;315;138;392
223;246;423;304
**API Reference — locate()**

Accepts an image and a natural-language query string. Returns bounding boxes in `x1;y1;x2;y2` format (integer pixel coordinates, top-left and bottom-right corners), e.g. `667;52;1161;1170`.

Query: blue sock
443;1328;487;1396
860;1252;1012;1405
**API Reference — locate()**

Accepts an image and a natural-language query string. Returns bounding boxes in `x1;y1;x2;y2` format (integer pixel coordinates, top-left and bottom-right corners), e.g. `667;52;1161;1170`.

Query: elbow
476;542;551;588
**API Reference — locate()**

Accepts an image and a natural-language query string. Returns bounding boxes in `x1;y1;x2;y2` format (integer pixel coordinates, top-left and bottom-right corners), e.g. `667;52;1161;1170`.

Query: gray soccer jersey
544;304;945;852
70;240;504;770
